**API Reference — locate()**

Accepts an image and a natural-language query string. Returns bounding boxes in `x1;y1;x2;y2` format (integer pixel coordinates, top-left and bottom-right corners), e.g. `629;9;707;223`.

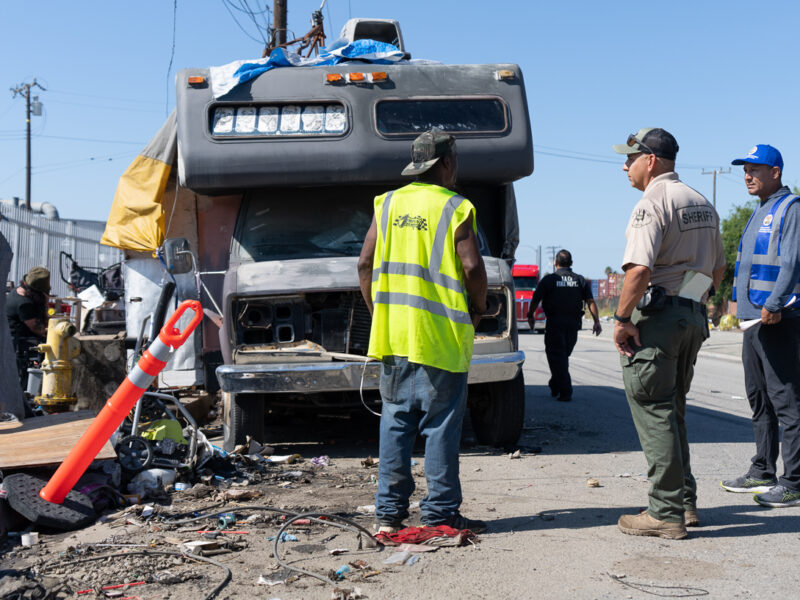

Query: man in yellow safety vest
358;128;488;534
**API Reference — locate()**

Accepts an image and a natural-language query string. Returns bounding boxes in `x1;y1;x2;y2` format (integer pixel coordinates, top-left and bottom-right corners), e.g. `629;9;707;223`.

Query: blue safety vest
733;193;800;307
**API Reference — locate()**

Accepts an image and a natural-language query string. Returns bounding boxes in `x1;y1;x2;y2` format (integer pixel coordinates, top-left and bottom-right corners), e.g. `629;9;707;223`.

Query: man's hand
526;308;535;330
471;310;482;329
592;321;602;336
614;320;640;357
761;307;782;325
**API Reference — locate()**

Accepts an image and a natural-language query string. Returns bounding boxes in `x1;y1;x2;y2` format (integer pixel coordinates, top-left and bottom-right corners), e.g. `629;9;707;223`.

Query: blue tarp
209;38;406;99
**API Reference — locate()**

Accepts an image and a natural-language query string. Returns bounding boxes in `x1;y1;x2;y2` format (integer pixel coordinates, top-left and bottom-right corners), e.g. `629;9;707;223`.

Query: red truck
512;264;545;332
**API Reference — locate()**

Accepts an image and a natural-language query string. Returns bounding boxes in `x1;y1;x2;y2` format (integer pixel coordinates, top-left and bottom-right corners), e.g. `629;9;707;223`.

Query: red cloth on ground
374;524;476;547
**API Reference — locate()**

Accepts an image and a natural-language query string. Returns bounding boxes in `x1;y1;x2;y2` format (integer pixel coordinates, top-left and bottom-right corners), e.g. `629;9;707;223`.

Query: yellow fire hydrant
35;317;81;413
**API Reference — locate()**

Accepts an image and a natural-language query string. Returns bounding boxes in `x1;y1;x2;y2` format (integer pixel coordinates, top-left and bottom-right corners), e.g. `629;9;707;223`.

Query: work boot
618;511;687;540
425;511;487;534
374;521;405;534
684;508;700;527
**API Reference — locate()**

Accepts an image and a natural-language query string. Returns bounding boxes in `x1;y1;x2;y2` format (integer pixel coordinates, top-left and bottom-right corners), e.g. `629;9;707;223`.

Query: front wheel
222;392;266;452
468;371;525;447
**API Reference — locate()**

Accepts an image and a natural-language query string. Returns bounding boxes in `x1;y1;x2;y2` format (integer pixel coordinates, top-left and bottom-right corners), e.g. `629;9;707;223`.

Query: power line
46;89;163;106
42;99;164;114
702;167;731;209
165;0;178;117
33;134;145;145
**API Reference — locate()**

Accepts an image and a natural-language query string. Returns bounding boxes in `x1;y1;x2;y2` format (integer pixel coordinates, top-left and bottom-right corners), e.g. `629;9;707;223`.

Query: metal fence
0;203;122;297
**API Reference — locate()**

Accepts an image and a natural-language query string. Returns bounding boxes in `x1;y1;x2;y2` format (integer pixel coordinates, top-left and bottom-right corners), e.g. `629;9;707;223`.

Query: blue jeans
374;356;468;525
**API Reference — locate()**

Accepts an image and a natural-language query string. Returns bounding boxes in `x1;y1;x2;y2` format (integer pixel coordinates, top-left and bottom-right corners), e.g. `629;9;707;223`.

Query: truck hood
229;256;511;295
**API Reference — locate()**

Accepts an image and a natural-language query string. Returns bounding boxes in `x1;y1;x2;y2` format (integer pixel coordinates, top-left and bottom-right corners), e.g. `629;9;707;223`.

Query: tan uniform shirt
622;172;725;297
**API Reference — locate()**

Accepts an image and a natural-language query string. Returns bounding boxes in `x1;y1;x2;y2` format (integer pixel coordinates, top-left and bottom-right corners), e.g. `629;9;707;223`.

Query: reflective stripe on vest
373;190;470;317
733;193;800;305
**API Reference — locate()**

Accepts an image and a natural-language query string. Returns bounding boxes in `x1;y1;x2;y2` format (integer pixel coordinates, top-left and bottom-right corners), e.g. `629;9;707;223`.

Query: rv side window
375;98;508;135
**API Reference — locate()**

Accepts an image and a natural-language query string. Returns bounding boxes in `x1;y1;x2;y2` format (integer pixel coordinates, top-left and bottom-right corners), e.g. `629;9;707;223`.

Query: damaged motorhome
103;19;533;451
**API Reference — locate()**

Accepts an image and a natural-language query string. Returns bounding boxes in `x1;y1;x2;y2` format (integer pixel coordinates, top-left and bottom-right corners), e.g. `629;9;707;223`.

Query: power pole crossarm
702;167;730;210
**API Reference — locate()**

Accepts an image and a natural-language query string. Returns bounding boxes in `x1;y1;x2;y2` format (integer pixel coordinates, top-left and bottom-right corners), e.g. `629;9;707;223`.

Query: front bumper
216;351;525;394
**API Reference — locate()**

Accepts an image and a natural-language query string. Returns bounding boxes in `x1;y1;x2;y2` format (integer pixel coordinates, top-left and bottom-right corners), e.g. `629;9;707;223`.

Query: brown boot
684;509;700;527
618;511;687;540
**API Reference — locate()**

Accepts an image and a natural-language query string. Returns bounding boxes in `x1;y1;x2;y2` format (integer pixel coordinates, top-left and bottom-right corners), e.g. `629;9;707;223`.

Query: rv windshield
235;187;381;261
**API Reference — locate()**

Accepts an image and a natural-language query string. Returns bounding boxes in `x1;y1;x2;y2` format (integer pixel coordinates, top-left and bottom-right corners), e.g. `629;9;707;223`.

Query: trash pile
1;409;483;599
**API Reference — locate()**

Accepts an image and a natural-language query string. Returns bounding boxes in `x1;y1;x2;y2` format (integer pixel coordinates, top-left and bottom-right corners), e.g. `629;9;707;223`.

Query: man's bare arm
357;217;378;316
613;264;651;356
454;214;487;325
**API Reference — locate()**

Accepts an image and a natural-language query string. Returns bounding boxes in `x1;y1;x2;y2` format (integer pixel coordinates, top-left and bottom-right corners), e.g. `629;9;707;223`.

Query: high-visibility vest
368;182;476;373
733;192;800;307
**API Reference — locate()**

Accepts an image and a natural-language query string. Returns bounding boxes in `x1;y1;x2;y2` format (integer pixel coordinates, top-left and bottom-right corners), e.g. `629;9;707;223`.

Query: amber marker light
347;72;365;83
495;69;515;81
187;76;206;86
370;71;388;82
325;73;343;84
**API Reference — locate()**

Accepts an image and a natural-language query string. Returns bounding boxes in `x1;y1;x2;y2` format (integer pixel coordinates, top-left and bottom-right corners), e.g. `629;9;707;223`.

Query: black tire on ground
469;371;525;447
223;392;266;452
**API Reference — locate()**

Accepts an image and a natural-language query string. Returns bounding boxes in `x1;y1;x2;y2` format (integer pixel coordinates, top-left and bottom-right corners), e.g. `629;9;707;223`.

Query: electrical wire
166;0;178;117
32;134;145;145
272;511;380;585
222;0;267;44
46;88;164;106
360;357;381;417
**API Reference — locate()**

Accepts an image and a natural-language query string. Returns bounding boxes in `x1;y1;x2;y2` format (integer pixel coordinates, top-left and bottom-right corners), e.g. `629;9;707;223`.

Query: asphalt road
449;324;797;599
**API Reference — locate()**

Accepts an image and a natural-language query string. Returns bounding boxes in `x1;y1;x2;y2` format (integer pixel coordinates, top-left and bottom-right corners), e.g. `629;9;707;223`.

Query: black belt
664;295;702;309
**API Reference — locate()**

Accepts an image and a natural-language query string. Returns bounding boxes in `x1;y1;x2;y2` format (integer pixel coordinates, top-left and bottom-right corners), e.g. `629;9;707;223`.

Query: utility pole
273;0;287;46
10;79;45;211
537;244;542;270
546;245;559;271
702;167;730;209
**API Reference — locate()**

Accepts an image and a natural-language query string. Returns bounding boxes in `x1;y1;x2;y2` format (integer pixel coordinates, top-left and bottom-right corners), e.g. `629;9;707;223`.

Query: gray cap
401;128;455;176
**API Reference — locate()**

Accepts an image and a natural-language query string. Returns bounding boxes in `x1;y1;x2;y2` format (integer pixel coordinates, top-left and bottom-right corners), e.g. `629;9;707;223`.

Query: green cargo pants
620;300;707;523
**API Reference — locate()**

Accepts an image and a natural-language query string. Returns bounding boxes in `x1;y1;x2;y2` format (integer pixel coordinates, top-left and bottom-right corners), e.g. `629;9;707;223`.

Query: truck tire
223;392;265;452
469;371;525;447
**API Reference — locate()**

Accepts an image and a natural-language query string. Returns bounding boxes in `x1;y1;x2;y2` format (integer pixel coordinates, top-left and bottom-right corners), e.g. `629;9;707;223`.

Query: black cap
613;128;679;161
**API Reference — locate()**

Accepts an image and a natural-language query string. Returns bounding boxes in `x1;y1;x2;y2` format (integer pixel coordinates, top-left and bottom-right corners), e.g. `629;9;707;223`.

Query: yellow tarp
101;112;177;252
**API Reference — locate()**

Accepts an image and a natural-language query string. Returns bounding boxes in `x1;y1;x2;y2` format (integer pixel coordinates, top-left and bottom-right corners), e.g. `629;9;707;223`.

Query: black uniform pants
544;316;579;398
742;318;800;491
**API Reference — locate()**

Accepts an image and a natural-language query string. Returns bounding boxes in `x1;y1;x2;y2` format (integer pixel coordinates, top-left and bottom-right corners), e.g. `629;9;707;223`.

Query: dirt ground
1;410;501;600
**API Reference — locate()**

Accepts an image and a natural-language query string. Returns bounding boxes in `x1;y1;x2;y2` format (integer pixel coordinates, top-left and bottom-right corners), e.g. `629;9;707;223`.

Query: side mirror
162;238;192;274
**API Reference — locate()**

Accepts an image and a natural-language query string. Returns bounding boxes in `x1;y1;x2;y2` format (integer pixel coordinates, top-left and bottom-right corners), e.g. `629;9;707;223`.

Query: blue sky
2;1;798;278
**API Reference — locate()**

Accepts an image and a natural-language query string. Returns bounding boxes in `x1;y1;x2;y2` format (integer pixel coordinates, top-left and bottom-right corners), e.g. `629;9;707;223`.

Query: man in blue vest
358;128;489;534
721;145;800;508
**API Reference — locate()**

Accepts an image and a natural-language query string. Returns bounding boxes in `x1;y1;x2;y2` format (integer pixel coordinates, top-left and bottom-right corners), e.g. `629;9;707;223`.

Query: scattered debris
361;456;378;467
331;586;363;600
311;455;331;467
509;449;522;459
586;478;600;488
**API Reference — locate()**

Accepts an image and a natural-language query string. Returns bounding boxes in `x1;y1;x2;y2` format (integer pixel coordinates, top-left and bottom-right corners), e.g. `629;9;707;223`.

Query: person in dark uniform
526;250;601;402
6;266;50;387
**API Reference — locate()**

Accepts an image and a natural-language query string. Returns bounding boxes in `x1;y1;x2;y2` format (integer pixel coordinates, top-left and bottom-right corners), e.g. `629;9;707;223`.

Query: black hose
150;280;177;338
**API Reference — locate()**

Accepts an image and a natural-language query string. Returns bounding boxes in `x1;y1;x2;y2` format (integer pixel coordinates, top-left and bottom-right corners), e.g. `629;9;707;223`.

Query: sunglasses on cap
627;133;655;155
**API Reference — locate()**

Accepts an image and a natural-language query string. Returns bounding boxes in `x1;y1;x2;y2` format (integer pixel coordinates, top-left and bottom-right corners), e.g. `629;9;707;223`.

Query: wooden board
0;410;116;469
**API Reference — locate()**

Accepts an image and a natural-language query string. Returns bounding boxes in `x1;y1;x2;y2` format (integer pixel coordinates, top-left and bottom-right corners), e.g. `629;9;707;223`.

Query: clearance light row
325;71;388;84
211;104;347;137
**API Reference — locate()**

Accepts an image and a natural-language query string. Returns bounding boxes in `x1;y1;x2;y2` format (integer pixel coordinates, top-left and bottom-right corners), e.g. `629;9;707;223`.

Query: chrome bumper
216;351;525;394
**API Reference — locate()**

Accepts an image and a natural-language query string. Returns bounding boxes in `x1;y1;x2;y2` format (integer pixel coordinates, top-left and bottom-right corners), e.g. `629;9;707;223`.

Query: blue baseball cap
731;144;783;170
